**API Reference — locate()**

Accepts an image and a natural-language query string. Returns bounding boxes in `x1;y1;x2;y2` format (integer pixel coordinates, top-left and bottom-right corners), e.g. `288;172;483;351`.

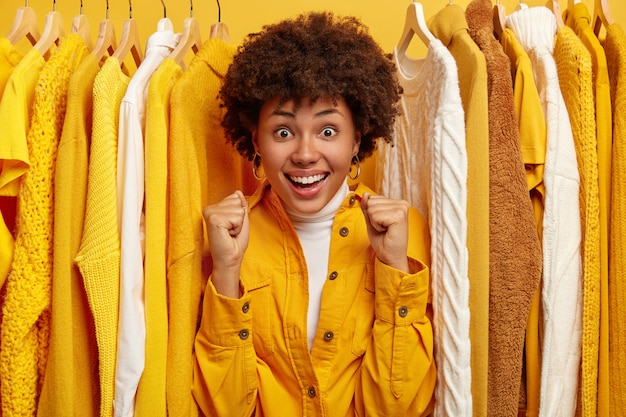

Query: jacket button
339;227;349;237
324;331;334;341
239;329;249;340
329;271;338;280
242;302;250;313
308;386;317;398
349;195;356;205
398;306;409;318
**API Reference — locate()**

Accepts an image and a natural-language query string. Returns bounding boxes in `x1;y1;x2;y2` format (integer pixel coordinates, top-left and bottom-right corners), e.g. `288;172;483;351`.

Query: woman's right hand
202;190;250;298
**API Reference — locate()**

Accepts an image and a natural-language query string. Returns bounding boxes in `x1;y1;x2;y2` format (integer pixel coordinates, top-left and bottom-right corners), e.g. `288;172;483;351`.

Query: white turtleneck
284;181;350;351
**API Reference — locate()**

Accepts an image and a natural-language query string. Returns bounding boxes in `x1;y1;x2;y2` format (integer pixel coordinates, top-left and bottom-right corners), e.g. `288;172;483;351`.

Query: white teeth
289;174;326;184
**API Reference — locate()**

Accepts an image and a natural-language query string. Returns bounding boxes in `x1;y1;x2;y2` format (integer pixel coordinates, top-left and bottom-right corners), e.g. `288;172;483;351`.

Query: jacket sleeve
192;278;258;417
356;258;436;416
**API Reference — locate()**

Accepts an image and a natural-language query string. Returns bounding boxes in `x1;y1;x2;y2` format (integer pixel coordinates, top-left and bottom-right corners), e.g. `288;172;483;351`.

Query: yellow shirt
565;5;612;416
36;53;101;417
135;57;182;417
0;46;43;288
192;182;436;417
500;26;547;417
604;22;626;415
428;8;490;417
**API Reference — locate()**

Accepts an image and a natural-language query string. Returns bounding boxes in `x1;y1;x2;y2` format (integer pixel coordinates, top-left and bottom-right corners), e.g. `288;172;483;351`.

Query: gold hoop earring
252;152;266;181
349;154;361;180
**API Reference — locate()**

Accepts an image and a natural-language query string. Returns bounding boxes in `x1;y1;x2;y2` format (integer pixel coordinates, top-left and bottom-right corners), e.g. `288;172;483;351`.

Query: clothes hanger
592;0;614;35
492;0;507;40
169;0;203;66
568;0;581;9
111;0;143;68
91;0;117;61
396;1;436;57
34;0;66;57
514;0;528;12
156;0;174;32
546;0;565;29
210;0;230;41
71;0;93;50
6;0;40;46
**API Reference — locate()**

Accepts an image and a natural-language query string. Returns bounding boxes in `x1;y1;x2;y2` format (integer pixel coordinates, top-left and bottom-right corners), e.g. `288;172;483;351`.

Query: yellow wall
1;0;623;186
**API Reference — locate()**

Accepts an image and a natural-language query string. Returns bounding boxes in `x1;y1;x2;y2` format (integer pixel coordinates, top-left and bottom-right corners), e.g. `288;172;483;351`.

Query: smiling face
253;96;361;214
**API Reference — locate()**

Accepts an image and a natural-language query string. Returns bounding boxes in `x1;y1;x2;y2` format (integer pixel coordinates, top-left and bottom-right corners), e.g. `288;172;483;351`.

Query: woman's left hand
360;192;410;273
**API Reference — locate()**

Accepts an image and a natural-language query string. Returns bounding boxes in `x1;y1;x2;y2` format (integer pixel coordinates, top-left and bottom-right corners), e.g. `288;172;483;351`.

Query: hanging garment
604;21;626;417
500;25;547;417
552;20;599;417
565;5;612;416
0;33;89;417
192;182;436;417
167;37;258;417
36;53;101;417
427;6;489;417
377;36;471;417
134;57;182;417
508;7;584;417
465;1;543;416
114;27;180;417
0;45;43;289
74;55;130;417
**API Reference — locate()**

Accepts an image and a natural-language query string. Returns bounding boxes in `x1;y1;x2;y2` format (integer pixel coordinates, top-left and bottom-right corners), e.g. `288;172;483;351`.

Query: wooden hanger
71;0;93;51
515;0;528;12
210;0;230;41
169;0;203;65
568;0;581;9
91;0;117;61
34;0;66;57
6;2;40;46
492;0;507;40
546;0;565;29
592;0;614;35
111;0;143;69
396;1;436;57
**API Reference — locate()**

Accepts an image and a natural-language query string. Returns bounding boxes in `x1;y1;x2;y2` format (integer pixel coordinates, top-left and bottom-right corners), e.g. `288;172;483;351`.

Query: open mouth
287;173;328;188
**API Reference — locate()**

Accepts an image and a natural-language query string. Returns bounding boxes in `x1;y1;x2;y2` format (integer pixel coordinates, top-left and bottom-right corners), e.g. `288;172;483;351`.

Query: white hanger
34;0;66;57
156;0;174;32
71;0;93;51
169;0;203;66
515;0;528;12
6;0;40;46
91;0;117;61
210;0;230;41
112;0;143;69
592;0;614;35
396;1;436;57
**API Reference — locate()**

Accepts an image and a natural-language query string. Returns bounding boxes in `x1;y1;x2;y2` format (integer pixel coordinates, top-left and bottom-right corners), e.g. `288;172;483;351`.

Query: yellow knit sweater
0;34;88;417
604;22;626;416
74;56;130;417
167;38;258;417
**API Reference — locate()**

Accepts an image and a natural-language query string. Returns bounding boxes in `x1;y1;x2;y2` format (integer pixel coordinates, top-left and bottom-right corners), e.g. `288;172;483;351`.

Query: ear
252;129;259;152
352;132;362;155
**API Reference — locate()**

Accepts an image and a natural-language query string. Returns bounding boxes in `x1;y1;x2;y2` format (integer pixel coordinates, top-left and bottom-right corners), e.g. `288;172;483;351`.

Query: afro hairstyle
219;11;402;162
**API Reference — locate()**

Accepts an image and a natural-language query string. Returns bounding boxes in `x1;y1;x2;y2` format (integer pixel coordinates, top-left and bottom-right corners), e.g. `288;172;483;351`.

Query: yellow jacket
192;182;436;417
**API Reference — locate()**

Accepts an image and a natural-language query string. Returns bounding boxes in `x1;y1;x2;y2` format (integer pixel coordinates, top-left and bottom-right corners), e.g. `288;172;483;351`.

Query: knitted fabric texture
604;22;626;416
428;8;490;417
508;8;584;417
554;22;601;417
377;38;472;416
167;38;257;417
134;57;181;416
0;34;88;417
465;1;542;416
36;54;101;417
74;56;130;417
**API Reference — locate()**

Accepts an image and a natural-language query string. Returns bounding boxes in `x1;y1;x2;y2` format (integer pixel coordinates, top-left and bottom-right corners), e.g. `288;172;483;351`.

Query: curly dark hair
219;11;402;162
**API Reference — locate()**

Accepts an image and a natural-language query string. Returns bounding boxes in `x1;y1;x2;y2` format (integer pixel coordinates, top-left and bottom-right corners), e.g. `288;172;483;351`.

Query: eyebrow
270;108;344;119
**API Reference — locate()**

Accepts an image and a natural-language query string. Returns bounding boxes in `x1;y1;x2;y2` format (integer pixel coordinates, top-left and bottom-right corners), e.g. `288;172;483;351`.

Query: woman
192;11;436;416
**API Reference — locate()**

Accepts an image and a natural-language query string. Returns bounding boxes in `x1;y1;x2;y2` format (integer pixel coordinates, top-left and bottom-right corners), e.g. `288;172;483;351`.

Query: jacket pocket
351;264;375;357
245;268;275;358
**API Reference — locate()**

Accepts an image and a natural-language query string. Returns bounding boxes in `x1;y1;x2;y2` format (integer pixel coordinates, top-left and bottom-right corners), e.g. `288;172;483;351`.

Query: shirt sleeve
356;257;436;416
192;277;257;417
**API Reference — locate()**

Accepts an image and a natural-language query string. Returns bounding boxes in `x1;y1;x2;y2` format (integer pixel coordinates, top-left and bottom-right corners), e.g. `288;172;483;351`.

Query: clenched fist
202;190;250;298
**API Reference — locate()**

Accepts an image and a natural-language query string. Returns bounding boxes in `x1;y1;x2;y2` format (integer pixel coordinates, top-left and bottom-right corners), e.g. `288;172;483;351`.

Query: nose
291;135;320;165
